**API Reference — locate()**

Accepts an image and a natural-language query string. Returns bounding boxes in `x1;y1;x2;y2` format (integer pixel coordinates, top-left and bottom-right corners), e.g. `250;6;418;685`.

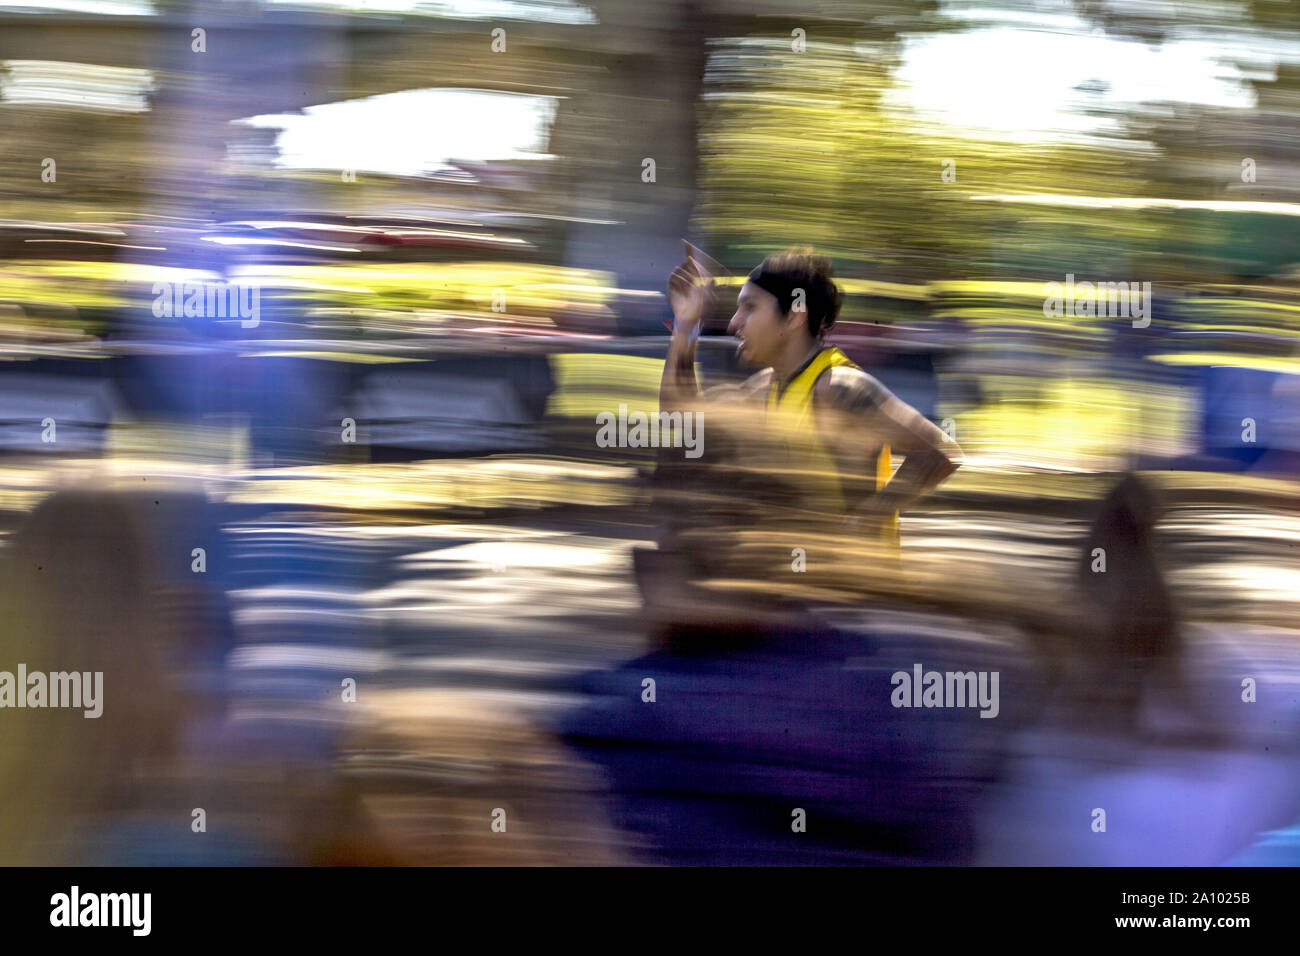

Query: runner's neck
772;342;825;394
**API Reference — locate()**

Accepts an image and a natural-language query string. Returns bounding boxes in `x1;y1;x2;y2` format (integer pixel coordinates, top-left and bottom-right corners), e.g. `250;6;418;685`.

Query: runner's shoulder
813;364;892;413
702;368;772;403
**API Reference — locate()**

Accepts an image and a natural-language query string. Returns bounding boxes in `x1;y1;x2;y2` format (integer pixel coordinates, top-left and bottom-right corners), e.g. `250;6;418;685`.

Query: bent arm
817;372;962;519
661;253;712;413
660;323;700;414
866;396;962;516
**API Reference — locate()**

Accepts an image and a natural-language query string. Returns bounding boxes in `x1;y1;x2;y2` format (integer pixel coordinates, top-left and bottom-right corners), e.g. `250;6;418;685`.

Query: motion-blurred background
2;0;1300;866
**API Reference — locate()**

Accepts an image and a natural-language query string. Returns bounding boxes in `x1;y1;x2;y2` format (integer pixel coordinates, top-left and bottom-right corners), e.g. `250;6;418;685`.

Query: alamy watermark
0;664;102;718
152;279;260;328
1043;274;1151;328
50;886;150;936
595;404;703;458
890;663;999;718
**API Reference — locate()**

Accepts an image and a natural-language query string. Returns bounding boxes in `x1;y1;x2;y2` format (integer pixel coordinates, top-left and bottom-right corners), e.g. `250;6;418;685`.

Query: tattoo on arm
819;370;962;516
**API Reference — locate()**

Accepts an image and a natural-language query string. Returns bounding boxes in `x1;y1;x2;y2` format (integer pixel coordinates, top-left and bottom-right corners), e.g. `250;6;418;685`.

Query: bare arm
659;253;717;413
660;318;700;413
869;416;962;517
816;371;963;520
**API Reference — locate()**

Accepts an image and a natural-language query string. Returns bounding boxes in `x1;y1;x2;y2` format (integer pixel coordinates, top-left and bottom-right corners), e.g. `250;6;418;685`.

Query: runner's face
728;282;788;367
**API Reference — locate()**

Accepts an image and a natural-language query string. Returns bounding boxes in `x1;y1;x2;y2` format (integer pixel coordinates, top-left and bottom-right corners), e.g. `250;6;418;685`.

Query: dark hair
747;247;842;337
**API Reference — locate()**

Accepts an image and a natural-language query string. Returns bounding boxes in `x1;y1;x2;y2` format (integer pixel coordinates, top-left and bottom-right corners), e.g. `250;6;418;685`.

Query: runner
660;245;963;545
565;249;975;862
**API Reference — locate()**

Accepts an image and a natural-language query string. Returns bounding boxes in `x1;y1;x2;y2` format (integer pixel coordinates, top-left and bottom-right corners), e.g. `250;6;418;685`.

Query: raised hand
668;255;706;331
668;244;720;338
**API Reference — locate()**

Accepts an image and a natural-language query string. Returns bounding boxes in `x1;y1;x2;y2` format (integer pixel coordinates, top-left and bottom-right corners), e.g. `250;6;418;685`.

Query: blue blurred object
560;615;1018;865
1200;366;1286;469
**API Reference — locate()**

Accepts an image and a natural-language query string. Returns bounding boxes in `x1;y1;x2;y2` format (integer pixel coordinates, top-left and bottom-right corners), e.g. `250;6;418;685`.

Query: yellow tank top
765;347;899;546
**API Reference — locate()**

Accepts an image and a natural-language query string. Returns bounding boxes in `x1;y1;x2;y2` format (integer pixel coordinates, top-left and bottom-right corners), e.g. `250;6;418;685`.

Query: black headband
747;265;799;314
747;264;837;333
